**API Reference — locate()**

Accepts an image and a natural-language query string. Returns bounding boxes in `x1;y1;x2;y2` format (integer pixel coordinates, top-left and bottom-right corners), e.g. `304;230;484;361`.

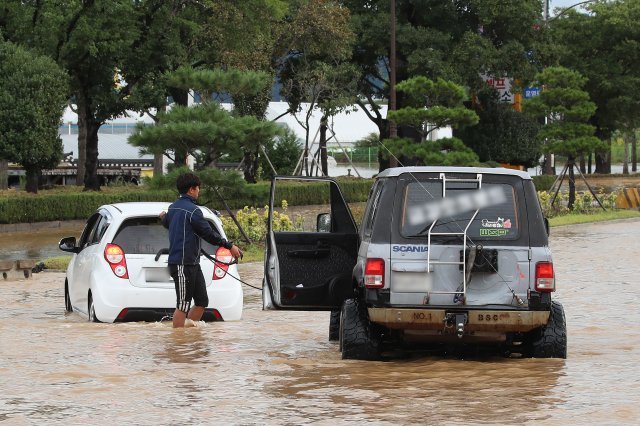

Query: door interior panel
273;232;357;308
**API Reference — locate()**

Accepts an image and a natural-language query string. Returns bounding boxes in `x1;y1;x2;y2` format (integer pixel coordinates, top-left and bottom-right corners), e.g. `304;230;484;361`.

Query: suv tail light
365;258;384;288
213;246;233;280
104;243;129;279
535;261;555;292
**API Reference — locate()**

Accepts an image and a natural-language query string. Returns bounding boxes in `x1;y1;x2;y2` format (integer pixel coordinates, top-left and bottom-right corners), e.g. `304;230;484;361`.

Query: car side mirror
544;217;550;236
316;213;331;233
59;236;79;253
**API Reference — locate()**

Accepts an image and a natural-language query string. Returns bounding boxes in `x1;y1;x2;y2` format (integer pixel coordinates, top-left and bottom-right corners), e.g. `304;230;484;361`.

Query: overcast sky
548;0;593;15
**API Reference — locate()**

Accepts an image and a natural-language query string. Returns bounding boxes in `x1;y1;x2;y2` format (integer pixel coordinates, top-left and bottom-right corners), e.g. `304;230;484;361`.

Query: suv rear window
112;217;222;254
400;181;519;240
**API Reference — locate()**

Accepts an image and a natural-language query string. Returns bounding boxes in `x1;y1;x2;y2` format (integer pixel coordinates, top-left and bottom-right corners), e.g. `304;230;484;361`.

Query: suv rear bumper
368;308;550;332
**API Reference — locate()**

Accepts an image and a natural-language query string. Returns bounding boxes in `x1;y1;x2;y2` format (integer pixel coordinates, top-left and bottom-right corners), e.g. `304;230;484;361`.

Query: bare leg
173;309;187;328
187;305;205;322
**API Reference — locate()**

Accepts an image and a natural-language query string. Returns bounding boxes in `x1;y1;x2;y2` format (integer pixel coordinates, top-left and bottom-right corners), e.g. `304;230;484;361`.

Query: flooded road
1;219;639;424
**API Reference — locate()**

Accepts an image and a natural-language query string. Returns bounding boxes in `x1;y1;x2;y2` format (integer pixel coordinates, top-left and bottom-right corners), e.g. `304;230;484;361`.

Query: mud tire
530;301;567;358
88;293;101;323
329;309;340;341
340;298;381;360
64;281;73;313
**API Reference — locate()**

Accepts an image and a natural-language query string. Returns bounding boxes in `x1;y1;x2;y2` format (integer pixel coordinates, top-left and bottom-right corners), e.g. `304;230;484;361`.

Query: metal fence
58;122;152;135
327;146;378;168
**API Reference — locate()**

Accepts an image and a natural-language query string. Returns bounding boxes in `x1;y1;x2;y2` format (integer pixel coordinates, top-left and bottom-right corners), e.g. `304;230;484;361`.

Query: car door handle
287;248;330;258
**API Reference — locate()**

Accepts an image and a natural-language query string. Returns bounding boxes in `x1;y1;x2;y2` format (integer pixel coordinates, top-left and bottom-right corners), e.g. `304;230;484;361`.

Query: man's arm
159;211;168;229
191;209;243;258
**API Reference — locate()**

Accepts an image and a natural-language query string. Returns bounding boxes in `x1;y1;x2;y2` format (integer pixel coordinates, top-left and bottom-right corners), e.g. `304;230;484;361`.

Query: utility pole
389;0;398;167
542;0;554;175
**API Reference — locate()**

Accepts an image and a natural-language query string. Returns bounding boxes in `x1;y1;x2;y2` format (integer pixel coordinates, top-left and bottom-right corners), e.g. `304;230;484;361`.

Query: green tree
277;0;356;176
548;0;640;173
0;41;68;193
355;132;380;148
523;66;605;209
0;0;207;190
343;0;543;169
260;126;303;180
456;90;542;168
129;67;281;182
383;76;479;166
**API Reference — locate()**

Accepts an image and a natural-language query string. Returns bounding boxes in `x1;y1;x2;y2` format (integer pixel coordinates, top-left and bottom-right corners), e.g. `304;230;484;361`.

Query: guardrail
615;188;640;209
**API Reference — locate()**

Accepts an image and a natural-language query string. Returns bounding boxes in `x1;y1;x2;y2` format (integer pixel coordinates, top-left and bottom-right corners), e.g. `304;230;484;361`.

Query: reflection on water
0;219;639;423
0;225;84;262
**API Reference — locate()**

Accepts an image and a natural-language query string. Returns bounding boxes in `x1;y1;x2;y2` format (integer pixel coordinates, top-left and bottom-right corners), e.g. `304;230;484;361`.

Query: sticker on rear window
480;229;510;237
480;217;512;236
481;217;511;229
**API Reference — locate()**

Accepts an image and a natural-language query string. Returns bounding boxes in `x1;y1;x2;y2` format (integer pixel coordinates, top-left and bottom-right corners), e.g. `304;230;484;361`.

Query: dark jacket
162;194;232;265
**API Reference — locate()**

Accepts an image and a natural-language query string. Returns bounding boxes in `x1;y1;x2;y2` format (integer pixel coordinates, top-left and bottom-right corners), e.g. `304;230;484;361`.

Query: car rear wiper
412;217;474;237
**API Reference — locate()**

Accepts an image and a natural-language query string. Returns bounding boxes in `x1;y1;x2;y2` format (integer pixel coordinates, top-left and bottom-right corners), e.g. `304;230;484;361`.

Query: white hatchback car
59;202;243;323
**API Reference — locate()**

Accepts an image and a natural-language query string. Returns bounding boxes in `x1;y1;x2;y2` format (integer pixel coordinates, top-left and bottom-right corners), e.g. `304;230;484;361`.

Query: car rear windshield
112;217;222;254
400;180;519;240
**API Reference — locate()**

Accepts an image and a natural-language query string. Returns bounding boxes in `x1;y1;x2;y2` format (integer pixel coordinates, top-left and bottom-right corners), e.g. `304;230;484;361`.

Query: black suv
263;167;567;360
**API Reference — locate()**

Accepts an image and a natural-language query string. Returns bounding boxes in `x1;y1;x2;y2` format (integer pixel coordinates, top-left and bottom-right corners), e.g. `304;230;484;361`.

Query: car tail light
535;261;555;292
104;243;129;279
365;258;385;288
213;246;233;280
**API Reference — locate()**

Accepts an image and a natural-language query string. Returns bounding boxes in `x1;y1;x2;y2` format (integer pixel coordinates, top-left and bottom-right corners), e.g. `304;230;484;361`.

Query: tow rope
200;250;262;291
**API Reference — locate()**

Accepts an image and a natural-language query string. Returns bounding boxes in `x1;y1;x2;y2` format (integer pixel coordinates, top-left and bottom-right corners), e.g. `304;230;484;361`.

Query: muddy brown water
1;219;639;424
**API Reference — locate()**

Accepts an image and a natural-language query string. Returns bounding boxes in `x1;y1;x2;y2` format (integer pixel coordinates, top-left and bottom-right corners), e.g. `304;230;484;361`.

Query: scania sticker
481;217;511;229
393;245;429;253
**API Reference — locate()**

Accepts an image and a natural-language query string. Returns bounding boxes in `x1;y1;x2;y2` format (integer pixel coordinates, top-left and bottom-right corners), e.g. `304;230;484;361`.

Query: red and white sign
482;75;514;104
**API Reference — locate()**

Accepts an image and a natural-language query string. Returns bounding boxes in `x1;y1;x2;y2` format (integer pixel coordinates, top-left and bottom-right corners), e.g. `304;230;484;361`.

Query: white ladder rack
426;173;483;298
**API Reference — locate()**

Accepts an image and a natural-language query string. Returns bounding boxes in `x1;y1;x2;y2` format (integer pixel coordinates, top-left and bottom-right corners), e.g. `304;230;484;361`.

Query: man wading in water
160;172;243;328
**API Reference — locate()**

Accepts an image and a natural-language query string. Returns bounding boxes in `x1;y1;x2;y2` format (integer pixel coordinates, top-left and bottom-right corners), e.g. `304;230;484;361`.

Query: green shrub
0;178;374;224
532;175;557;191
538;189;619;218
220;200;303;243
0;189;176;223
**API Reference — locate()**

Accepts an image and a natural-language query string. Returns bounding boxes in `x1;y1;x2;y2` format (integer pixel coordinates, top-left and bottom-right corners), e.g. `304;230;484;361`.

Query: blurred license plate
392;272;432;293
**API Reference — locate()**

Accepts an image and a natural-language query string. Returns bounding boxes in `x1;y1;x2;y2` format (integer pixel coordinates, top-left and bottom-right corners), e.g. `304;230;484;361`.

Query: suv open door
263;176;359;310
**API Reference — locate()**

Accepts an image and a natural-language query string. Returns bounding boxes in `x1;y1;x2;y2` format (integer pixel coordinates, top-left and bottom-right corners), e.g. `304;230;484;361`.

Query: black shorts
169;264;209;313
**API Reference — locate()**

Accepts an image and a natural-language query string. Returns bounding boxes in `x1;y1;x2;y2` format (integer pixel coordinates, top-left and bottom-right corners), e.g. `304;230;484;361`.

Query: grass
43;256;72;270
549;209;640;227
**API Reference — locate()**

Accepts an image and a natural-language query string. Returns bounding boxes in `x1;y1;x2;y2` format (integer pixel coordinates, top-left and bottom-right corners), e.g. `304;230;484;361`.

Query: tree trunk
83;118;101;191
234;87;270;183
153;152;164;177
579;155;586;174
377;118;390;172
567;157;576;210
588;152;592;174
0;159;8;190
76;114;86;187
623;132;630;175
320;115;328;176
25;166;39;194
594;130;611;174
76;94;102;191
543;153;554;175
632;131;637;173
242;149;258;184
595;150;611;174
